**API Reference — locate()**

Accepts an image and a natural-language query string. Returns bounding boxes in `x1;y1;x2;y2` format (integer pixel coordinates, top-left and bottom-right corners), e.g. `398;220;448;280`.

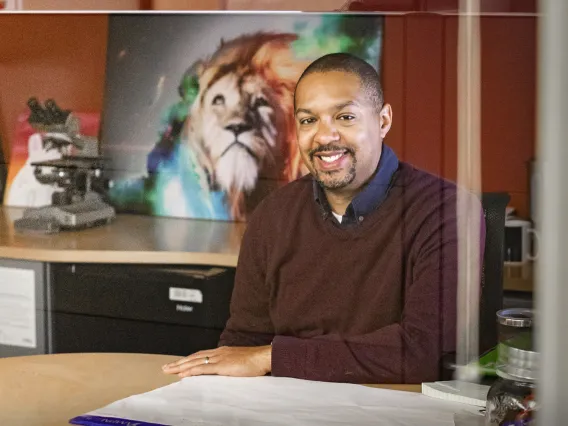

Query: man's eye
338;115;355;121
299;118;315;125
212;94;225;105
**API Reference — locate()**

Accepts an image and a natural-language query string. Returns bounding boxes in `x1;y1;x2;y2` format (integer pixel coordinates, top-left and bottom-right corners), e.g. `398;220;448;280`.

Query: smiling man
162;53;485;384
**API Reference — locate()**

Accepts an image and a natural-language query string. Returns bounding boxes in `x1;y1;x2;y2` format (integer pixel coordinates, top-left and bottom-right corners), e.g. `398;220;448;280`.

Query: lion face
191;71;282;194
186;33;307;203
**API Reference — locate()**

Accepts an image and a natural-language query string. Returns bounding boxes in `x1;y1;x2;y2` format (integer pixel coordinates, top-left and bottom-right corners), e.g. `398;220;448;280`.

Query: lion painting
184;32;309;221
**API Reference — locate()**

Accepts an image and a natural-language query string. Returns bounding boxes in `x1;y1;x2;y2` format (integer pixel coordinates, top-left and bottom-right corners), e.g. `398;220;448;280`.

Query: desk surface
0;206;535;291
0;206;245;266
0;352;420;426
502;262;534;293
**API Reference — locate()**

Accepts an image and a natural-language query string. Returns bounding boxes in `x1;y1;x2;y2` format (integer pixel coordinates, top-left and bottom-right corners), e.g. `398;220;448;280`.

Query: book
421;380;490;407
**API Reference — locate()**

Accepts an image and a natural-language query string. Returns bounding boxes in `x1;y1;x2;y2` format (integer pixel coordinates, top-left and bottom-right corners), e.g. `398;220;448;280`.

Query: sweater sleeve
271;192;486;384
218;201;275;347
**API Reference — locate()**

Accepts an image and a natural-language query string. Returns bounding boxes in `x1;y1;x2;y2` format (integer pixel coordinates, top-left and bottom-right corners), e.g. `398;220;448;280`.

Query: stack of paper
421;380;490;407
69;376;481;426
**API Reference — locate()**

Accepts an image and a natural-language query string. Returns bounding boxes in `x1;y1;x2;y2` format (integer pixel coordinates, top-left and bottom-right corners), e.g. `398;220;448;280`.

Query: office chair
0;140;6;204
440;191;510;380
479;192;510;353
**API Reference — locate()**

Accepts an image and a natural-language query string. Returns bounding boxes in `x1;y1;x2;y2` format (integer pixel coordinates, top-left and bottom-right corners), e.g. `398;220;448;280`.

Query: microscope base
14;192;116;234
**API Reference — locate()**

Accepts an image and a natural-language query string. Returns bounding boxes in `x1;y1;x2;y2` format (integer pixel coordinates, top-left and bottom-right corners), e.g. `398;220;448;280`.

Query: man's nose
314;120;340;145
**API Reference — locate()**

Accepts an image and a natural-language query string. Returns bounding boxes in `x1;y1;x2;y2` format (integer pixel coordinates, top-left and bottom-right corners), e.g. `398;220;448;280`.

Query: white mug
504;219;539;264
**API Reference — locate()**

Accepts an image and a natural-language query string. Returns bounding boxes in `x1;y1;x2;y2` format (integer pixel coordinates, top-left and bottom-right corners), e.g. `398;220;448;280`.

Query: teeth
321;154;342;163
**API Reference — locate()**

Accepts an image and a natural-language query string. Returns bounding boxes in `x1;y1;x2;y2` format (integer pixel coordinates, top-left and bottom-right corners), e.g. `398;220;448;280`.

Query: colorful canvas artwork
102;13;384;221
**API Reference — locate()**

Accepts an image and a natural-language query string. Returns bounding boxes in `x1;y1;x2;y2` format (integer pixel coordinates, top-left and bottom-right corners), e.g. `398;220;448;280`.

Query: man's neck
324;187;359;216
324;166;381;215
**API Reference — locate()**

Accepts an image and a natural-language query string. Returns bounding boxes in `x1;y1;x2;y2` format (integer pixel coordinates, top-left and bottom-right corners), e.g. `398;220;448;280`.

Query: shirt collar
313;144;399;224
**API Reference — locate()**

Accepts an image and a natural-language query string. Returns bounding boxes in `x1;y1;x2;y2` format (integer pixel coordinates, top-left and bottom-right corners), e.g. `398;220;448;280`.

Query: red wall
0;13;536;217
348;0;536;13
382;15;536;217
0;14;108;159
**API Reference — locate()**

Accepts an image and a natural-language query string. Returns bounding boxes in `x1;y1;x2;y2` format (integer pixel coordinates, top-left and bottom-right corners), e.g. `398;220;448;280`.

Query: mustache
309;144;355;160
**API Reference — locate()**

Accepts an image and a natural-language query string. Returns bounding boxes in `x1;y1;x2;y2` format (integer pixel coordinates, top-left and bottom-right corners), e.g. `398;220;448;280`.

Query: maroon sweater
219;162;485;384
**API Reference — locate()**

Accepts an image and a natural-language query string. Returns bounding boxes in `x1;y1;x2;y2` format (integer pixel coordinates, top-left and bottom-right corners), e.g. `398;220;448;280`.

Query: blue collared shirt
313;144;400;226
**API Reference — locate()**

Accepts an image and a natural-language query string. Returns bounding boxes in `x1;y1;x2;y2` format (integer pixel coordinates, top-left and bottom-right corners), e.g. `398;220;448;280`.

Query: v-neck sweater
219;162;485;384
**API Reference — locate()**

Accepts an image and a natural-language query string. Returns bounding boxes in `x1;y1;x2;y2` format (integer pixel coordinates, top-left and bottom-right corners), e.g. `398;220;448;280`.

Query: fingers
162;348;220;371
164;355;219;376
162;354;218;375
178;363;218;378
161;346;270;379
186;349;219;360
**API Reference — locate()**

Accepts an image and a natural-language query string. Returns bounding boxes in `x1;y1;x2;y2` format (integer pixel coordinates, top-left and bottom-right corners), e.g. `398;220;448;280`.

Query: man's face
294;71;392;192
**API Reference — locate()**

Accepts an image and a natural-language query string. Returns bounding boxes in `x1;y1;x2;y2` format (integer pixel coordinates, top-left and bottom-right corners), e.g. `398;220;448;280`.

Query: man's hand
161;345;272;378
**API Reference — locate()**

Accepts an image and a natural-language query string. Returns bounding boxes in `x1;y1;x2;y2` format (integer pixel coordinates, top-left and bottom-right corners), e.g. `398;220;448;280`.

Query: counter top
503;262;534;293
0;206;536;291
0;206;245;266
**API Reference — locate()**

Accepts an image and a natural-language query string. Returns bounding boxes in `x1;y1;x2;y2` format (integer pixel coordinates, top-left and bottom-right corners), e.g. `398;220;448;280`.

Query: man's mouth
314;150;350;170
318;151;347;163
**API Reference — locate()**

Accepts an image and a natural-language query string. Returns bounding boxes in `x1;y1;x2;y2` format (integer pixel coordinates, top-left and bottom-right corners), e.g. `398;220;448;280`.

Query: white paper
76;376;480;426
0;267;36;348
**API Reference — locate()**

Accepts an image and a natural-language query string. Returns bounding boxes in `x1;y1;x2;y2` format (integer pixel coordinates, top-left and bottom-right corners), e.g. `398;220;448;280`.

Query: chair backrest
0;141;5;203
479;192;511;353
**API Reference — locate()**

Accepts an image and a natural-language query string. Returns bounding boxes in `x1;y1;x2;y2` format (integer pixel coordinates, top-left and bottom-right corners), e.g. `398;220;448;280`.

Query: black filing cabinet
48;263;235;356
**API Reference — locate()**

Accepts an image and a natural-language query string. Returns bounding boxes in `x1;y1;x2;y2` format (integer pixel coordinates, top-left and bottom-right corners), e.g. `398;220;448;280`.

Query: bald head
295;53;384;113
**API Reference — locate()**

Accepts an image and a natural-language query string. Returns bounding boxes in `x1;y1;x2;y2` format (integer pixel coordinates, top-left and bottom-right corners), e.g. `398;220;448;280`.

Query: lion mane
185;32;308;221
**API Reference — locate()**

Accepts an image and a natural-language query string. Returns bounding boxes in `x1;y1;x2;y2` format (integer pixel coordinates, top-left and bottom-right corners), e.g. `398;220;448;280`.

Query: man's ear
379;103;393;138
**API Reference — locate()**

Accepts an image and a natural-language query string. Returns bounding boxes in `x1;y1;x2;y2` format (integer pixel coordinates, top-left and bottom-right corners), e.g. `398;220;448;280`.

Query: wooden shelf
0;206;245;266
0;206;538;292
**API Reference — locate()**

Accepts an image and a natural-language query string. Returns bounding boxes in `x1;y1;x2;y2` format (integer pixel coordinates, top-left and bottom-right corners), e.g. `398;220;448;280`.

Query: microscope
13;98;116;233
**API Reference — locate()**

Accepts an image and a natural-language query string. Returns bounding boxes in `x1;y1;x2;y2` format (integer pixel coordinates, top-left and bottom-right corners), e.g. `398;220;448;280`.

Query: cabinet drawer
51;312;221;356
50;263;235;329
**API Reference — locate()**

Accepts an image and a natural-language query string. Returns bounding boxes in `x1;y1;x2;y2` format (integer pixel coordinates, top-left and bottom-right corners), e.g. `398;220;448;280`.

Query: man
163;53;485;384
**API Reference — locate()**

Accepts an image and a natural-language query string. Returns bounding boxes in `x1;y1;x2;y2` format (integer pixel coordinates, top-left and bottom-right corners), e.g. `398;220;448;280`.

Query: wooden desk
503;263;534;293
0;353;420;426
0;206;245;266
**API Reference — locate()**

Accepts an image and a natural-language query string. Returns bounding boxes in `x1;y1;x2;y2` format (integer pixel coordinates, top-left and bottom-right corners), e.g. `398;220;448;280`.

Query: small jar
485;376;536;425
497;308;533;343
485;337;539;425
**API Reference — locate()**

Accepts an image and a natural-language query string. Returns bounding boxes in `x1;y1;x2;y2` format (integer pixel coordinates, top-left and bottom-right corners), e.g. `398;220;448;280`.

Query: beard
314;161;357;190
309;143;357;190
